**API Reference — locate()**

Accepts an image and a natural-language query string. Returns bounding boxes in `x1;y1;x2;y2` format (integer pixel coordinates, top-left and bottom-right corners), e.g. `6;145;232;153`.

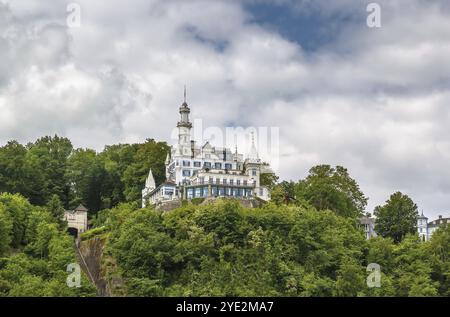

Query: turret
417;210;428;241
177;87;192;156
248;132;259;162
245;132;261;188
145;169;156;191
177;87;192;141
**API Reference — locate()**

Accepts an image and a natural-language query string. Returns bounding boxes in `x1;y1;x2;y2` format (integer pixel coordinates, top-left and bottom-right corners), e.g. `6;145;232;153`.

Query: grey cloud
0;0;449;218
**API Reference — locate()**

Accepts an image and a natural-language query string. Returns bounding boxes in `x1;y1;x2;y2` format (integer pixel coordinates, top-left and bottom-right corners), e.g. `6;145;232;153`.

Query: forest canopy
0;136;448;297
0;136;169;213
95;200;449;297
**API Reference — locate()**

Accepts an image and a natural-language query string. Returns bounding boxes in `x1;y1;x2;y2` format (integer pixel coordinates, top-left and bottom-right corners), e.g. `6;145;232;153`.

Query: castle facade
142;95;272;207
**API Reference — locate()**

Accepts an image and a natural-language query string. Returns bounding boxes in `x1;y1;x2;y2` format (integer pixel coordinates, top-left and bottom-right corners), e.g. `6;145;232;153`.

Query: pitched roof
74;204;88;212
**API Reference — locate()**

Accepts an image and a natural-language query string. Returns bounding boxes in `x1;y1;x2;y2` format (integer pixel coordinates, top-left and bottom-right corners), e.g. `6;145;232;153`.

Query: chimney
439;215;442;219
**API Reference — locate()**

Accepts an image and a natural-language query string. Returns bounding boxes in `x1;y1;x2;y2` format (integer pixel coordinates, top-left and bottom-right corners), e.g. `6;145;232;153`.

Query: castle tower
245;132;261;189
417;210;428;241
177;86;192;156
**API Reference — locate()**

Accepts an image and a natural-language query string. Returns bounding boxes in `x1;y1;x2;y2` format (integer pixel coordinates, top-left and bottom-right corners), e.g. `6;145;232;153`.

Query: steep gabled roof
74;204;88;212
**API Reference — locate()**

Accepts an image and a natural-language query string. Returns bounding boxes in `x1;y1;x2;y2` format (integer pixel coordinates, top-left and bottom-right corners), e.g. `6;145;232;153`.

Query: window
243;180;247;186
252;170;257;176
216;178;220;184
209;177;213;184
204;162;211;168
225;163;232;170
223;179;227;185
183;161;191;167
183;170;191;176
215;162;222;169
194;161;201;167
237;180;241;186
230;179;234;185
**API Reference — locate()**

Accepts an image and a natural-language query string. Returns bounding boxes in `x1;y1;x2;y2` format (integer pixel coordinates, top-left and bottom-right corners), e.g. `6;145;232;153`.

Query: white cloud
0;0;449;218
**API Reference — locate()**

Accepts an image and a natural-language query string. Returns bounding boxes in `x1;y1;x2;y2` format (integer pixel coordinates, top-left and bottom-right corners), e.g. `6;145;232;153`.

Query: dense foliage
95;200;449;297
1;136;448;297
0;193;96;296
374;192;419;243
271;165;368;218
0;136;169;214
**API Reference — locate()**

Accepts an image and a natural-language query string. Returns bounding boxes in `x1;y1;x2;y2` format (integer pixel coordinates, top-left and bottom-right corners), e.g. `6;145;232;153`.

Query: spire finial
248;131;259;160
184;85;186;103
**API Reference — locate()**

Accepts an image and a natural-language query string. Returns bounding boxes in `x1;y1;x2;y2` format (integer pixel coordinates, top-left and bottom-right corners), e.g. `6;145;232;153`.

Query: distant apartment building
359;215;377;239
418;212;449;241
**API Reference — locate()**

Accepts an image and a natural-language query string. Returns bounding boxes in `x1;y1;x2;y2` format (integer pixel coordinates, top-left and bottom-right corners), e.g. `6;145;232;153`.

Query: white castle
142;92;272;207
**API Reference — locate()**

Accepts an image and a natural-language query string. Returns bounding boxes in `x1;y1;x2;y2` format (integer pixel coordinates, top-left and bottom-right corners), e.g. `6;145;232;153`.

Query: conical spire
181;85;189;108
165;153;170;165
145;169;156;190
248;132;259;161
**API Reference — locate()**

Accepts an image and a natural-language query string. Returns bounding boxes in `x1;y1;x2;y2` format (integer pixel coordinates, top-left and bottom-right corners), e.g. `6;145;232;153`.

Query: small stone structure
63;204;88;235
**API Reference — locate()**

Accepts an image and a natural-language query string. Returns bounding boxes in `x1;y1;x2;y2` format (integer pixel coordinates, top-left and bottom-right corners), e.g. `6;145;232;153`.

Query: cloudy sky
1;0;450;218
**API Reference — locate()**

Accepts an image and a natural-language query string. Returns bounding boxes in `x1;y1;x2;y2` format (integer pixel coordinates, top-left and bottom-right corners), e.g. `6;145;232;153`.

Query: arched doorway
67;227;79;238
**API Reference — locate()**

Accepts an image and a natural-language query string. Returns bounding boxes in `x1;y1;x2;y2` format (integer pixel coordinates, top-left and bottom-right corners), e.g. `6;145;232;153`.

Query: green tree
121;139;169;202
0;193;32;248
25;135;73;205
425;225;450;296
392;235;438;296
333;258;365;296
374;192;419;243
46;194;65;223
295;165;368;218
270;181;296;205
270;185;287;206
0;205;13;256
0;141;28;195
260;172;279;190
